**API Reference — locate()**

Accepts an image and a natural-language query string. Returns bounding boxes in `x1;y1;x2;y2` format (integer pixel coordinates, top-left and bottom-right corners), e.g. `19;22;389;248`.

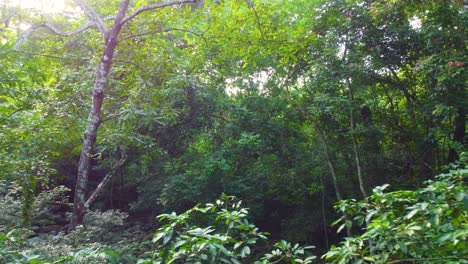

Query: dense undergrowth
1;0;466;263
0;156;466;263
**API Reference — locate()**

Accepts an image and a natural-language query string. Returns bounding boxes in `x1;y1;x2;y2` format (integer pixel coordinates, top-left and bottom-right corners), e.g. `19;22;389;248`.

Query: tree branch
100;112;122;123
0;14;14;27
0;108;23;124
84;147;127;210
120;0;197;26
209;113;229;121
13;50;90;61
119;27;207;45
73;0;109;36
244;0;265;40
14;15;115;49
113;0;130;29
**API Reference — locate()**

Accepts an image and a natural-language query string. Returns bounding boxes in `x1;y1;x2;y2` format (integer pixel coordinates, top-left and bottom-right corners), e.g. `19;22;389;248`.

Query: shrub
323;156;468;263
0;183;71;231
138;194;316;264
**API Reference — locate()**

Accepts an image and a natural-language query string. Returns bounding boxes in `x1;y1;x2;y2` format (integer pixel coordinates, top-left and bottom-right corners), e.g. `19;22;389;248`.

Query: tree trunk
69;35;119;230
448;2;466;163
13;0;196;231
284;85;352;236
346;78;368;198
69;0;130;231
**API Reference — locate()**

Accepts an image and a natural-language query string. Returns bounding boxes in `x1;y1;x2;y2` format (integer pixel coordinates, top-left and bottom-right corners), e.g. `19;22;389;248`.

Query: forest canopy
0;0;466;263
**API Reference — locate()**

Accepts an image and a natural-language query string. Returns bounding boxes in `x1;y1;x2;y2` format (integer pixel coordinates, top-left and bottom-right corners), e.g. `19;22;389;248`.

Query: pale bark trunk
284;85;352;236
341;34;367;199
69;0;130;231
69;37;119;230
13;0;197;231
448;2;466;162
286;92;343;201
319;175;329;249
68;0;196;231
84;149;126;209
346;78;367;198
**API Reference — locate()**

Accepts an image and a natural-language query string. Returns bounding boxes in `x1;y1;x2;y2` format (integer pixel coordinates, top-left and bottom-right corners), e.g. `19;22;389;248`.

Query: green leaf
173;240;187;248
231;258;242;264
153;232;165;243
163;230;174;245
397;241;408;254
438;233;452;243
405;209;418;219
240;246;250;257
213;243;230;256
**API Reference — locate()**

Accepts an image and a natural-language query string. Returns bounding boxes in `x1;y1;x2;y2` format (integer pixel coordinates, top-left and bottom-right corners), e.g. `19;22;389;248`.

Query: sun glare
5;0;75;13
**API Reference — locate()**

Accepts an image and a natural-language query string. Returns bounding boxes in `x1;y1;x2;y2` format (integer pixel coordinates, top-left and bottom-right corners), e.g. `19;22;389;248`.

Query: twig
120;0;197;26
0;14;14;27
100;112;122;123
244;0;265;40
120;27;205;42
13;50;90;61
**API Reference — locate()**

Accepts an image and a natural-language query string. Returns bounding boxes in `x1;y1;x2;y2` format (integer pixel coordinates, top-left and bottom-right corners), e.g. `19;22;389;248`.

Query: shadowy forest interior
0;0;466;263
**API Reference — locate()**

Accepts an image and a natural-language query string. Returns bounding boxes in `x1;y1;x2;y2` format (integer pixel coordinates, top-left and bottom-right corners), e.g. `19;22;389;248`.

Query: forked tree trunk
69;37;119;229
69;0;130;231
67;0;197;231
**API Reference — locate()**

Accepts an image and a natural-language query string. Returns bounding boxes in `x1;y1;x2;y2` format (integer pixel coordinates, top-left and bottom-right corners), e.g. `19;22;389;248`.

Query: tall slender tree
14;0;198;230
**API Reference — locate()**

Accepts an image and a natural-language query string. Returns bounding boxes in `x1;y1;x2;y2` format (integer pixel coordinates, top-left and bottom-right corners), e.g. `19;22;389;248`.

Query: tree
13;0;199;230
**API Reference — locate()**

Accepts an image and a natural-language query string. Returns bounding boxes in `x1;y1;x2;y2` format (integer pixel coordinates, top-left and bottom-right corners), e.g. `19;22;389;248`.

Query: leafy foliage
139;194;316;264
0;0;466;262
255;240;316;264
0;228;116;264
324;155;468;263
139;194;267;263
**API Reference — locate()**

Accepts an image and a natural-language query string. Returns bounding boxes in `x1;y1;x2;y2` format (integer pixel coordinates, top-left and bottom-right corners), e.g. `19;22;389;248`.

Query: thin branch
319;174;329;249
15;21;91;49
113;59;144;70
13;50;90;61
84;148;127;209
0;14;14;27
209;113;229;121
269;256;286;264
244;0;265;40
14;50;142;70
14;15;115;49
112;0;130;31
121;27;192;41
100;112;122;123
282;65;352;237
120;27;207;45
119;28;175;42
121;0;197;26
0;108;23;124
73;0;108;36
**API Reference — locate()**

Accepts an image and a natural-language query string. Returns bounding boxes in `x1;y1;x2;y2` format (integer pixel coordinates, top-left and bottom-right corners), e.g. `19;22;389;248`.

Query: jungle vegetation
0;0;466;263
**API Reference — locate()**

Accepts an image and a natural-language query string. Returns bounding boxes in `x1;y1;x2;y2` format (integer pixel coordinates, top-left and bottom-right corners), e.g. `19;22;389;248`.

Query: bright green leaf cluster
324;154;468;263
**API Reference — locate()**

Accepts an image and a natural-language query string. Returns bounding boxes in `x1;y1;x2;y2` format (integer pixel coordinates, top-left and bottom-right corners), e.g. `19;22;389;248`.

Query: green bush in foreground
138;194;315;264
324;156;467;263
